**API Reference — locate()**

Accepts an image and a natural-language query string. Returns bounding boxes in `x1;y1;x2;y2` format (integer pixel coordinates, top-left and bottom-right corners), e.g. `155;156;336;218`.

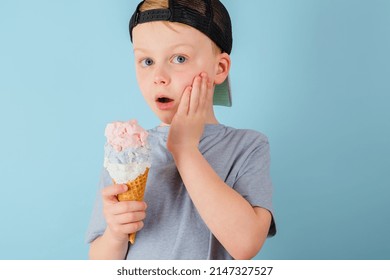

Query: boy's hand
101;184;147;242
167;72;214;155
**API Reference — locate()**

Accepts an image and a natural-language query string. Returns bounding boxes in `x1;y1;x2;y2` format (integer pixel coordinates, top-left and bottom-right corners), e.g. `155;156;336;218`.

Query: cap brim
213;76;232;107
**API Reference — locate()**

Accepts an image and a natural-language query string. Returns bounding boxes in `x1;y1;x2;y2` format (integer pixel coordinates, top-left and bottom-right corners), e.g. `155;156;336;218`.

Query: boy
87;0;276;260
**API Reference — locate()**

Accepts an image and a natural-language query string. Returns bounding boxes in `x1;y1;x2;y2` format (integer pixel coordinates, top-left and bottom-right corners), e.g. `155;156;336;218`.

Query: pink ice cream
103;120;151;184
105;120;148;152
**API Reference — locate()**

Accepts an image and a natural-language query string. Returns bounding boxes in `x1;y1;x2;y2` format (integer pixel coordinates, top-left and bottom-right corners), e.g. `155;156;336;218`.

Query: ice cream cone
104;120;151;245
114;168;149;244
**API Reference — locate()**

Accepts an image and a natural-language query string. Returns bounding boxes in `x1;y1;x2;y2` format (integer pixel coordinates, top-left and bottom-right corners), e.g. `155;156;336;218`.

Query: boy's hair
139;0;169;11
129;0;233;106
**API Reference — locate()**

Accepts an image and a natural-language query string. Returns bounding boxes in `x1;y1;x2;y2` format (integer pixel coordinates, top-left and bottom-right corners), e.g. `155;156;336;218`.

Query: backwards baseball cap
129;0;233;107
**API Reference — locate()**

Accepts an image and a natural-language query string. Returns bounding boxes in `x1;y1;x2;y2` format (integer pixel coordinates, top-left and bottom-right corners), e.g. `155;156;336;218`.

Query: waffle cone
114;168;149;244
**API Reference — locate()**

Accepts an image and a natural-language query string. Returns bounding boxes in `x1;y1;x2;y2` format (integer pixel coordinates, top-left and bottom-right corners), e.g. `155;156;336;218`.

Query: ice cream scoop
104;120;151;184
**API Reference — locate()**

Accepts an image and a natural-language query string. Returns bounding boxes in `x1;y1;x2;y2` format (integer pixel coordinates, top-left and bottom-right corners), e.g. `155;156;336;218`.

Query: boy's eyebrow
133;43;195;53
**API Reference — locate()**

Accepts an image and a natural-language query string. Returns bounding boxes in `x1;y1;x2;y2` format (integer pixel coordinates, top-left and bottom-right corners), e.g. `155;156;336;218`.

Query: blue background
0;0;389;259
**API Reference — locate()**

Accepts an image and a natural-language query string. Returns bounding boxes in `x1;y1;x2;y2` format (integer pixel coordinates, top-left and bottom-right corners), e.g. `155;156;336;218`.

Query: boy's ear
214;53;231;85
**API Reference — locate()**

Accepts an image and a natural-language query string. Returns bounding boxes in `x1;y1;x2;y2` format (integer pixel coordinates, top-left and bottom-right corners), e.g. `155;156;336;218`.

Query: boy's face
132;21;219;125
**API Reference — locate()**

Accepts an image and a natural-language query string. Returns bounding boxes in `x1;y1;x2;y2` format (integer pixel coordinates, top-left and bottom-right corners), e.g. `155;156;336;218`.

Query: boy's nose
153;67;170;85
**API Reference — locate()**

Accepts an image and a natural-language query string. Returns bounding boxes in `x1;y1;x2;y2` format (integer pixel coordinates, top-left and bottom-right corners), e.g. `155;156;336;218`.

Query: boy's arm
168;74;272;260
171;147;272;260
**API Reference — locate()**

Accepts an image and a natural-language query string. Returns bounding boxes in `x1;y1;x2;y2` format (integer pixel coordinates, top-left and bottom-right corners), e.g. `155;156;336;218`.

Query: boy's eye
172;55;187;64
141;58;154;67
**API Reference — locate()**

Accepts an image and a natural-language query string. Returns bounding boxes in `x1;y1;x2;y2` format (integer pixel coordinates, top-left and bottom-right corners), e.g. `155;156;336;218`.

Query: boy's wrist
170;145;200;162
104;228;130;248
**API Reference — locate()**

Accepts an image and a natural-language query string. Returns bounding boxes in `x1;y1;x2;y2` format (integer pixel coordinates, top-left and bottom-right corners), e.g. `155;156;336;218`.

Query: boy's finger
206;79;214;105
102;184;128;203
198;73;208;109
115;209;147;224
110;201;148;215
121;221;144;235
177;86;191;116
189;75;202;114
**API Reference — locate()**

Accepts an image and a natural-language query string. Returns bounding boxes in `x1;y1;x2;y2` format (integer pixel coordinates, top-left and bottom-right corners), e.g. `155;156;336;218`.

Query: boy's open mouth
155;96;175;110
157;97;173;103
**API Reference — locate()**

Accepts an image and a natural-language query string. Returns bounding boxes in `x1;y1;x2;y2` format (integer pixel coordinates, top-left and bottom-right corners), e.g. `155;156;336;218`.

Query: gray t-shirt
86;124;276;259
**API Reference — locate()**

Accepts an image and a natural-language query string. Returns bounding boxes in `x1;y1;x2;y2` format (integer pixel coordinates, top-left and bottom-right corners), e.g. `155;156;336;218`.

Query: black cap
129;0;233;106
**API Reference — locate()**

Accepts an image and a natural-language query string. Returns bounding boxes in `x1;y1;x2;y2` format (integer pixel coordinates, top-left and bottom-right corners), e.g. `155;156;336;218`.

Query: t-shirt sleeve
232;134;276;237
85;168;111;244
